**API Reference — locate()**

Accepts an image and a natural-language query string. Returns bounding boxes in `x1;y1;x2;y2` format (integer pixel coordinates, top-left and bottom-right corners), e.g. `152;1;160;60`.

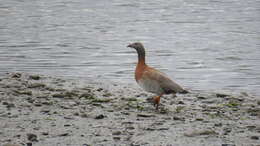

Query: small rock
27;133;38;142
14;90;32;95
33;127;40;130
121;111;130;115
158;127;169;130
112;131;122;135
80;113;88;118
202;99;216;104
11;73;22;78
80;92;95;99
28;83;46;88
214;123;223;127
29;75;40;80
58;133;69;136
26;143;32;146
175;106;185;113
246;125;256;130
196;118;204;121
124;97;137;101
41;132;49;135
64;116;74;120
40;108;50;113
240;92;248;96
95;114;105;119
197;96;207;100
73;112;79;116
216;93;229;98
52;93;65;98
251;135;259;140
26;97;34;103
64;91;78;98
145;127;156;131
137;113;155;118
96;88;103;91
60;105;72;109
247;108;260;116
122;121;134;125
178;101;184;104
113;137;121;140
173;116;185;121
2;102;15;108
36;95;49;99
103;92;112;97
34;102;42;107
160;108;169;114
126;126;135;130
223;127;232;135
221;144;235;146
41;101;53;105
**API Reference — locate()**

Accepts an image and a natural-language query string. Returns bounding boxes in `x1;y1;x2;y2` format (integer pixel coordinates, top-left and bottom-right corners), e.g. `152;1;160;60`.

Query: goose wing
143;67;184;94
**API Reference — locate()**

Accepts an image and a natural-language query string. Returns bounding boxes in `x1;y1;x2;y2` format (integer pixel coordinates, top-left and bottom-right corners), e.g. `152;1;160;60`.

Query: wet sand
0;73;260;146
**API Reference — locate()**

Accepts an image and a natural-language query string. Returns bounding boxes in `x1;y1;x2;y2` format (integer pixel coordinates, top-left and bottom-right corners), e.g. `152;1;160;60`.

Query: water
0;0;259;95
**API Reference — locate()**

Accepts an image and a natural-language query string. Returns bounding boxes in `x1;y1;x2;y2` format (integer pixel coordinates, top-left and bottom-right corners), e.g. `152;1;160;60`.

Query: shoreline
0;72;260;146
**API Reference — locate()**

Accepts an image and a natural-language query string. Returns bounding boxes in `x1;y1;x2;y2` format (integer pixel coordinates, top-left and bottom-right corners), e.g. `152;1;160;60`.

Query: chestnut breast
135;64;165;94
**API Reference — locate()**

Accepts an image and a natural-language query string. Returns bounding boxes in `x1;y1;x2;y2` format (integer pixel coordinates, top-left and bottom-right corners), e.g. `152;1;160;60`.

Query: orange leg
153;94;163;110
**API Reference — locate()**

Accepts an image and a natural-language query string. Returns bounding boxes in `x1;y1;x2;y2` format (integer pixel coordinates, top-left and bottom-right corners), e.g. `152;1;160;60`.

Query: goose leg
153;94;163;110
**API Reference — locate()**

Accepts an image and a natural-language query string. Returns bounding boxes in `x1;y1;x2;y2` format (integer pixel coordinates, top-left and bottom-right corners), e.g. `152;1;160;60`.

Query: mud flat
0;73;260;146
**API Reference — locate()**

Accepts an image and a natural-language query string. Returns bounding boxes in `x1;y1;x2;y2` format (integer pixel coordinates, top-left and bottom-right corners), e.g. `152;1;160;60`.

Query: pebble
221;144;235;146
28;83;46;88
223;127;232;135
195;118;204;121
197;96;207;100
178;101;185;104
2;102;15;108
126;126;135;130
96;88;103;91
80;113;88;118
27;133;38;142
214;123;223;127
216;93;229;98
52;93;65;98
113;137;121;140
58;133;69;136
41;132;49;135
251;135;259;140
29;75;40;80
112;131;122;135
11;73;22;78
40;108;50;113
137;113;155;118
173;116;185;121
95;114;105;119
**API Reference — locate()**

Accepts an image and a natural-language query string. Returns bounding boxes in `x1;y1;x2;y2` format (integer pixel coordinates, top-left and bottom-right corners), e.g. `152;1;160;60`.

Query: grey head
127;42;146;62
127;42;145;51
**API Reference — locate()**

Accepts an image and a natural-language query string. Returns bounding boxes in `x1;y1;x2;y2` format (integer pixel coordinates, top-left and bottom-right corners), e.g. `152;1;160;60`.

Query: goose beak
127;44;133;48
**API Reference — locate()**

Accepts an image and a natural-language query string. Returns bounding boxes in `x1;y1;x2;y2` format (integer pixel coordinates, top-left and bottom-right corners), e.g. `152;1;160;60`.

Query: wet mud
0;73;260;146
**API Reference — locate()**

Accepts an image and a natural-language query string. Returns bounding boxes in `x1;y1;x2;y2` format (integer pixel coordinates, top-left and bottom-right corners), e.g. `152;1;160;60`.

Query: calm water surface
0;0;260;95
